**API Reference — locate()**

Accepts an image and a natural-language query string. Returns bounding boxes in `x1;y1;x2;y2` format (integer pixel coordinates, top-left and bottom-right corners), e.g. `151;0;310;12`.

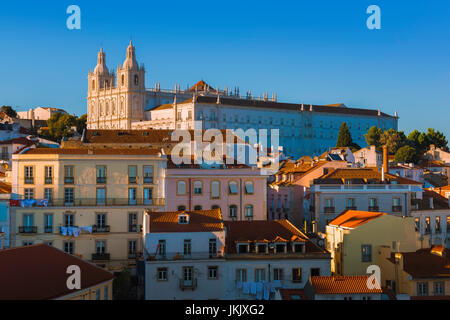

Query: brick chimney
383;145;389;175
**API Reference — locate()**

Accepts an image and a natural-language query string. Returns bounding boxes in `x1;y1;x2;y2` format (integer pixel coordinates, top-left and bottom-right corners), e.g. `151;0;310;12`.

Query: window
143;166;153;184
64;241;74;255
347;198;355;208
96;188;106;205
96;289;100;300
96;240;106;254
273;268;284;281
209;238;217;257
197;111;203;120
415;217;420;231
44;214;53;233
244;181;254;194
177;181;186;195
293;243;305;253
121;75;124;86
128;188;137;205
96;213;107;228
417;282;428;296
447;216;450;232
275;244;286;253
24;166;34;184
44;166;53;184
1;146;8;160
24;188;34;200
208;266;218;279
144;187;153;205
64;214;74;227
183;267;193;282
229;205;237;219
310;268;320;276
236;269;247;282
157;268;168;281
193;181;202;194
128;166;137;184
255;269;265;282
177;205;186;211
128;240;137;257
257;244;267;254
23;241;34;246
134;75;139;85
128;213;137;232
64;188;74;205
244;205;253;220
96;166;106;184
369;198;378;210
64;166;74;184
104;286;109;300
194;205;202;210
158;240;166;257
211;181;220;199
361;244;372;262
425;217;431;233
292;268;302;283
23;214;34;231
229;181;238;195
184;240;192;256
435;216;441;233
434;281;444;296
44;188;53;204
211;205;220;210
238;244;248;254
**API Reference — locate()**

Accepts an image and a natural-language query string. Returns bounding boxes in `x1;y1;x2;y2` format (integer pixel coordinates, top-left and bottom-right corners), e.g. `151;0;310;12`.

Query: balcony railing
19;226;37;234
64;177;74;184
179;278;197;291
92;225;110;233
96;177;106;184
11;198;165;207
368;206;379;212
44;226;53;233
143;177;153;184
148;252;224;261
92;253;110;261
346;206;357;210
24;178;34;184
128;177;137;184
392;206;403;212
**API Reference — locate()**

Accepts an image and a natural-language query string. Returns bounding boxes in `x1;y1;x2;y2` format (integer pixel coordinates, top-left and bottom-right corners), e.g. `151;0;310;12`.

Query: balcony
143;177;153;184
64;177;74;184
19;226;37;234
92;225;110;233
92;253;110;261
179;278;197;291
96;177;106;184
128;177;137;184
44;226;53;233
368;206;379;212
11;198;166;207
346;206;357;210
44;177;53;184
24;178;34;184
147;252;224;261
392;206;403;213
324;207;335;214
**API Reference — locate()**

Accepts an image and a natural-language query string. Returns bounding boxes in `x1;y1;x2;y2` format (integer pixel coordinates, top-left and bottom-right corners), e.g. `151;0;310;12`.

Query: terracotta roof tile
279;289;306;300
310;276;382;294
148;209;224;233
328;210;387;229
20;148;161;156
0;244;114;300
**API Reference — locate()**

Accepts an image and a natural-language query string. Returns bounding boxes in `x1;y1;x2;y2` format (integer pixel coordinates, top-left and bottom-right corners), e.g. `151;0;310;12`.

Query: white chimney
381;166;385;182
430;197;434;209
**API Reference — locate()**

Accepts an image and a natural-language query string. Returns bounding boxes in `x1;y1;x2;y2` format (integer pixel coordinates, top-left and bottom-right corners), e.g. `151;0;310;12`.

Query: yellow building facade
11;148;166;270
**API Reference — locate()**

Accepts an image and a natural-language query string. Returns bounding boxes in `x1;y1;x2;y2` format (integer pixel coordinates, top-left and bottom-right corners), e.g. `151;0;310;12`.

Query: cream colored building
10;147;166;270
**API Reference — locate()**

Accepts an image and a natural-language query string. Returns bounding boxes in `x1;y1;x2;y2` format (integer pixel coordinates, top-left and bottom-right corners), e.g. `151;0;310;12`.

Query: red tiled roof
148;209;224;233
20;148;162;156
315;168;423;185
387;247;450;278
224;220;325;254
310;276;382;294
279;289;306;300
328;210;387;229
0;182;11;194
0;244;114;300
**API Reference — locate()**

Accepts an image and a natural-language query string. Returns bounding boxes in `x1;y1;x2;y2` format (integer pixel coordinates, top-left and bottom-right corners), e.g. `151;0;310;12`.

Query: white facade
17;107;67;121
0;200;10;249
411;208;450;248
353;145;382;168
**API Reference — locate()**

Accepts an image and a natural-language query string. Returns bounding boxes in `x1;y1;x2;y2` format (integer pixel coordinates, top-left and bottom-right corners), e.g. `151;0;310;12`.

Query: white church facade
86;43;398;158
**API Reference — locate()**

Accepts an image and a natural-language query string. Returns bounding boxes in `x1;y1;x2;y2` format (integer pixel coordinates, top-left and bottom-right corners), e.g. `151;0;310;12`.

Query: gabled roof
328;210;387;229
189;80;216;92
310;276;382;294
0;244;114;300
148;209;224;233
387;247;450;278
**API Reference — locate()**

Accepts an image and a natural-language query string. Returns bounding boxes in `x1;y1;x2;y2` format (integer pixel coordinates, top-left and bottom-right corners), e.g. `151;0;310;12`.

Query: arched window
211;205;220;210
92;80;95;90
194;205;202;211
105;102;109;115
177;205;186;211
134;75;139;85
177;181;186;195
245;205;253;219
193;181;202;195
211;181;220;199
229;205;237;218
121;74;125;86
229;181;238;195
111;101;115;115
245;181;254;194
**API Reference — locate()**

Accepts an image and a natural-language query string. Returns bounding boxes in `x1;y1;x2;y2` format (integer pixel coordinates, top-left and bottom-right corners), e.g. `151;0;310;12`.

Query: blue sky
0;0;449;138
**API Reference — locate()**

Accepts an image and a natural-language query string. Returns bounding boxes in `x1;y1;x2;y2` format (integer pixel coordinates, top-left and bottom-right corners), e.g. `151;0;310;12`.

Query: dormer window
275;243;286;254
256;243;267;254
178;213;189;224
293;243;305;253
237;243;249;254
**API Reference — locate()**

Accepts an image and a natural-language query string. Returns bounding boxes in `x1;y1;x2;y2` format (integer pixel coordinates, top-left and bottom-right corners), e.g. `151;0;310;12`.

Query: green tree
336;122;353;148
0;105;17;118
364;126;382;149
407;130;427;155
45;112;77;142
75;114;87;134
394;145;417;163
113;267;133;300
424;128;448;151
379;128;407;154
